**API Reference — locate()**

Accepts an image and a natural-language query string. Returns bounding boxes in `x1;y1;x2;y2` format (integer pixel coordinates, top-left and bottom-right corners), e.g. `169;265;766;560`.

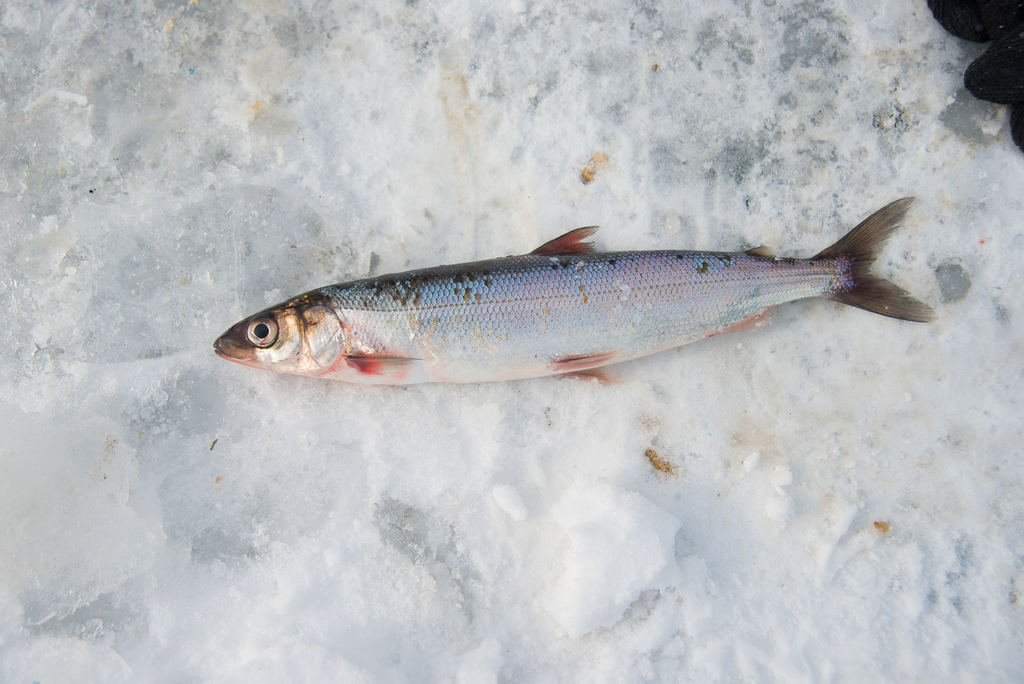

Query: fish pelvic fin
815;198;936;323
549;351;622;383
556;367;620;384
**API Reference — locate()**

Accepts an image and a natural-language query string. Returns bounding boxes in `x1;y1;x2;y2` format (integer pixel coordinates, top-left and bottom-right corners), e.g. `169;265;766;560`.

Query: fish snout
213;322;259;365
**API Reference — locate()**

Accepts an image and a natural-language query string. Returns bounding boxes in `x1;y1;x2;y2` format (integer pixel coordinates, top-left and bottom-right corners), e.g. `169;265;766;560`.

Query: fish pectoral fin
345;354;419;376
530;227;598;255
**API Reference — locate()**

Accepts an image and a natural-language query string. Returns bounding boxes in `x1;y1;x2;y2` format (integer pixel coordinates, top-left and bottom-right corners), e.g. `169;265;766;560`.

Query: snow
2;0;1023;681
543;477;682;638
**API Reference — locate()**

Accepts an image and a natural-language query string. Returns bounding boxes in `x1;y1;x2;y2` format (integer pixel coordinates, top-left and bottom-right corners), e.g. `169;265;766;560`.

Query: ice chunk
456;638;502;684
765;496;794;524
544;478;682;638
744;451;761;472
491;485;528;521
771;465;793;493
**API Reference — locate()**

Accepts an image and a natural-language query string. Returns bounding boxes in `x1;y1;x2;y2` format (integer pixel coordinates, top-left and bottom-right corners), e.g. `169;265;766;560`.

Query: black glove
928;0;1024;152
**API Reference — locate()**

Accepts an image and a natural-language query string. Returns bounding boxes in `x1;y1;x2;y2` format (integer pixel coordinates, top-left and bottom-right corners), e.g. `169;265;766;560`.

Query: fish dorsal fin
531;227;598;255
745;245;775;258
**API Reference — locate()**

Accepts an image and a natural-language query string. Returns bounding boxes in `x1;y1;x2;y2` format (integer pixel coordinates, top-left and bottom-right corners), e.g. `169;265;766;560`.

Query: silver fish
214;198;934;384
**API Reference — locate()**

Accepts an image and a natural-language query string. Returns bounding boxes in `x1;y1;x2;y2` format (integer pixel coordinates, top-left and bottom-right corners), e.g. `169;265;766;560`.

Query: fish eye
247;318;278;347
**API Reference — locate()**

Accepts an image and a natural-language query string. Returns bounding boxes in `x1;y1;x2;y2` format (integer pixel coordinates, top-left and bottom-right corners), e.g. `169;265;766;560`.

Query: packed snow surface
2;0;1023;681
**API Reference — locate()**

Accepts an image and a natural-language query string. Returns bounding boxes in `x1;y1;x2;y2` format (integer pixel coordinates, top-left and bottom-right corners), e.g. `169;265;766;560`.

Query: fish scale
312;252;849;382
213;199;934;384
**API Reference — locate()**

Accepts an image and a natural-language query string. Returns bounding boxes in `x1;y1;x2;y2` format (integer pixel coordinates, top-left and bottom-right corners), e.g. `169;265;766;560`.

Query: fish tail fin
814;197;936;323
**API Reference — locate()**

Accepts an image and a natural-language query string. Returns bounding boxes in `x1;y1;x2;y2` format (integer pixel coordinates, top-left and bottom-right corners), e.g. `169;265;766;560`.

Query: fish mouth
213;324;259;365
212;335;235;360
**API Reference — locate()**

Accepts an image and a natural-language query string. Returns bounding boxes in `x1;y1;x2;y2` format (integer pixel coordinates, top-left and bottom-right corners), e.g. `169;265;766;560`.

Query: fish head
213;296;344;376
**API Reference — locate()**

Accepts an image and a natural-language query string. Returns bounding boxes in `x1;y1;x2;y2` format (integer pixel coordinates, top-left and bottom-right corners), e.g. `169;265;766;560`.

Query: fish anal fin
707;307;774;338
745;245;775;258
531;227;598;255
345;354;419;376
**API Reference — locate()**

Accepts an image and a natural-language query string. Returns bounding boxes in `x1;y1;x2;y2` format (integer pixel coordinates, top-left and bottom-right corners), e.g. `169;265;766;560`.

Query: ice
543;478;682;638
764;496;794;524
491;484;528;521
3;0;1024;680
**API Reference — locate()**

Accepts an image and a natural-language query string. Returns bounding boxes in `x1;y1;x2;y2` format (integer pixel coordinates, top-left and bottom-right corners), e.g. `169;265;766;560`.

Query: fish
213;198;934;384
